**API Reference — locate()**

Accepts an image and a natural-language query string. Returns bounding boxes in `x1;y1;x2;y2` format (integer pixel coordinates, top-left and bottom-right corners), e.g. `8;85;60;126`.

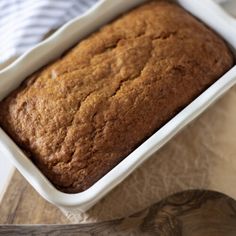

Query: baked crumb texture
0;1;233;193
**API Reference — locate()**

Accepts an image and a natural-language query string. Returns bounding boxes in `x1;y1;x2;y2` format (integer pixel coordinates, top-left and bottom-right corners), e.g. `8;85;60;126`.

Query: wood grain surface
1;171;236;235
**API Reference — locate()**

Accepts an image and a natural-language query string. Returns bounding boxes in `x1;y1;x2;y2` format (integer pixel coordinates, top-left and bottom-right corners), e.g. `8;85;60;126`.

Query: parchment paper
61;85;236;223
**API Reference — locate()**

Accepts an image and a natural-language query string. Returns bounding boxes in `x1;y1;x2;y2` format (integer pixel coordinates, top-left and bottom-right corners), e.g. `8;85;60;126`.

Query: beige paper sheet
61;86;236;223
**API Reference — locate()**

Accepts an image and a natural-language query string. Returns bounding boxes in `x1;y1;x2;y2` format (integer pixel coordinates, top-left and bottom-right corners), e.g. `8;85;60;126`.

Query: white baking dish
0;0;236;212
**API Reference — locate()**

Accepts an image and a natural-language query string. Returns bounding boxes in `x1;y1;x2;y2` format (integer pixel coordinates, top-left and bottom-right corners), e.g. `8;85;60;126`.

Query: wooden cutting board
1;170;236;236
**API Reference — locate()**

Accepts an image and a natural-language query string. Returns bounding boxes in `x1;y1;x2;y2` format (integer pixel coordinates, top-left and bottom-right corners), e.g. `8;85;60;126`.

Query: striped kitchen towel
0;0;99;67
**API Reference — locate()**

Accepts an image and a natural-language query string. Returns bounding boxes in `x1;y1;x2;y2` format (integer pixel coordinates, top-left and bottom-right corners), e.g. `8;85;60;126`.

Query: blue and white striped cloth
0;0;98;65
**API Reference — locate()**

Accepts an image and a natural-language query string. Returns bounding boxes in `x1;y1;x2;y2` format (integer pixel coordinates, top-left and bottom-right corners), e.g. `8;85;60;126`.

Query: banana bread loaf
0;1;233;193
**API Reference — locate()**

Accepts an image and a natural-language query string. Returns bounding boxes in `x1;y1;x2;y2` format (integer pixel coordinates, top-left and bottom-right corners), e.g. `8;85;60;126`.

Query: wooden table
1;171;236;235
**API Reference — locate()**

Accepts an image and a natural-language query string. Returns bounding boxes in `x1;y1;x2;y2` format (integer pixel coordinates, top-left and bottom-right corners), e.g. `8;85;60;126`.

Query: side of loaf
0;1;233;193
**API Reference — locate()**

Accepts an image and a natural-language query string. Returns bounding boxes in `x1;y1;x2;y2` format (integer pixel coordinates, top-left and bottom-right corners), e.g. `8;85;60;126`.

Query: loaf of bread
0;1;233;193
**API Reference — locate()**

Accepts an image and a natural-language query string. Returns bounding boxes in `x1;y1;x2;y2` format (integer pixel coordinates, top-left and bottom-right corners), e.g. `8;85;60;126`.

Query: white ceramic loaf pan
0;0;236;212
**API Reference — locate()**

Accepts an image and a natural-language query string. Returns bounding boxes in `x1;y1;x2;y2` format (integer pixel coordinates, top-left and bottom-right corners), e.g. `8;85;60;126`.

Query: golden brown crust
0;1;234;193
